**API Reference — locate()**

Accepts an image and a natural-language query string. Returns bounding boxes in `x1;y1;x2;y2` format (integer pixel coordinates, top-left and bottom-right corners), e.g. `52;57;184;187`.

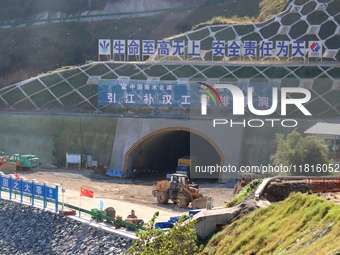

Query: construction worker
132;169;137;183
127;209;137;219
16;160;20;172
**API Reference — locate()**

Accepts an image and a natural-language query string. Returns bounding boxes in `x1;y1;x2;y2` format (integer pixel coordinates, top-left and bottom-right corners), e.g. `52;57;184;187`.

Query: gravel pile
0;199;133;255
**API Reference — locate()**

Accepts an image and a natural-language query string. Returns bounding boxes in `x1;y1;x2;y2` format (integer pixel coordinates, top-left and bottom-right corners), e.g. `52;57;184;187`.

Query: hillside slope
0;0;218;23
201;193;340;255
0;0;287;88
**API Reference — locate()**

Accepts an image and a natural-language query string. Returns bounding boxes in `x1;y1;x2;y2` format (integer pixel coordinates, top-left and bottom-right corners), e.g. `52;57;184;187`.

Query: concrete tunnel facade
110;118;244;182
124;128;223;179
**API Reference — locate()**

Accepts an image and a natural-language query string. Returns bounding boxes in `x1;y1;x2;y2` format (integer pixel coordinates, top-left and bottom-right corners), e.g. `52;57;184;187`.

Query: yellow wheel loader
152;174;206;208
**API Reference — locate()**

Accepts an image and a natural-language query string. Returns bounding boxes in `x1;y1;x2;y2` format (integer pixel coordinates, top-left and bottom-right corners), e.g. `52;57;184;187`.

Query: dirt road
0;165;235;223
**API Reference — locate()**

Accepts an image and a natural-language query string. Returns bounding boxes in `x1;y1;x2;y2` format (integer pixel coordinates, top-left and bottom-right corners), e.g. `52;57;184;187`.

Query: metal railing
59;202;145;231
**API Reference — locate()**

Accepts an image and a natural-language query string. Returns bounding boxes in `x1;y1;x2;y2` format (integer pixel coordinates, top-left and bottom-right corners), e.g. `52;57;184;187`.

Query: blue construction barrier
155;222;174;229
169;216;181;223
105;169;123;178
155;215;191;229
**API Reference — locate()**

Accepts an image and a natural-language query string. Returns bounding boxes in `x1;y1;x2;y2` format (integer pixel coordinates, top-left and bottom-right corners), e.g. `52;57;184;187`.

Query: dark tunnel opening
126;130;221;180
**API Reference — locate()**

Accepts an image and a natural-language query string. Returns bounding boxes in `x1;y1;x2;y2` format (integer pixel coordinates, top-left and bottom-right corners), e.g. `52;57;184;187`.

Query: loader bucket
191;196;208;209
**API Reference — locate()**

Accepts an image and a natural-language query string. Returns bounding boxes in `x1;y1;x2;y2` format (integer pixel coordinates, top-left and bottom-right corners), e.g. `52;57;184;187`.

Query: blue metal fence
0;172;59;212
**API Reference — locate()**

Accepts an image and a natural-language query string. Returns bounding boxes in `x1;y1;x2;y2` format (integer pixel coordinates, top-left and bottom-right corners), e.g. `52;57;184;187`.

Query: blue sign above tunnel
98;79;190;107
98;79;277;113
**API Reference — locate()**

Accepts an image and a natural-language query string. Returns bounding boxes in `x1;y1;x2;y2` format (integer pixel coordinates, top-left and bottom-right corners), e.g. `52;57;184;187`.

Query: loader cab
170;174;188;186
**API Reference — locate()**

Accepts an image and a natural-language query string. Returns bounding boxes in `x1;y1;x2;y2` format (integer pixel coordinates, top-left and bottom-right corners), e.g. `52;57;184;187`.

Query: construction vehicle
152;173;206;208
175;156;198;178
7;154;39;170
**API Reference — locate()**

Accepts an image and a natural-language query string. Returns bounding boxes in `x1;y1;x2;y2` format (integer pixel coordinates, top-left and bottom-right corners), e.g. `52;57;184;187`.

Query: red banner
80;187;94;198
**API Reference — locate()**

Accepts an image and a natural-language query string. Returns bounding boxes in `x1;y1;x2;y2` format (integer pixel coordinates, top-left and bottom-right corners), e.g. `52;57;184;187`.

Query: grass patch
84;63;111;76
40;74;64;87
193;0;290;29
31;90;56;107
2;88;26;105
193;16;256;30
202;193;340;255
21;80;45;96
259;0;291;21
68;73;88;89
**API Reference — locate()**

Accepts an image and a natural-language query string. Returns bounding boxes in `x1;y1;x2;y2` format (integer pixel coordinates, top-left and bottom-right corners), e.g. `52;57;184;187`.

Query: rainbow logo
198;82;222;106
198;82;223;115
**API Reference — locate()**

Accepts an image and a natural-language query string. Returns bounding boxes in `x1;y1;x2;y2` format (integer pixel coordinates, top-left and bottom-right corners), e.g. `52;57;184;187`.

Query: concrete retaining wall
0;114;117;167
0;113;328;181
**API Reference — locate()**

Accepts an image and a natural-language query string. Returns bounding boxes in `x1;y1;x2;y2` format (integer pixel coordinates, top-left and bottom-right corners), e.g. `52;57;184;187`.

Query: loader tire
177;191;191;208
157;191;169;204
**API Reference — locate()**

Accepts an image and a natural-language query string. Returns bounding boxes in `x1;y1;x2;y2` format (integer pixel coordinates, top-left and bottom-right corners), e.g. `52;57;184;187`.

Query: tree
128;212;202;255
270;129;331;176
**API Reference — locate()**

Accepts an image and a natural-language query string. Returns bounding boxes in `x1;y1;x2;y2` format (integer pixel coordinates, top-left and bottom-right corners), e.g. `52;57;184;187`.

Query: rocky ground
0;199;132;255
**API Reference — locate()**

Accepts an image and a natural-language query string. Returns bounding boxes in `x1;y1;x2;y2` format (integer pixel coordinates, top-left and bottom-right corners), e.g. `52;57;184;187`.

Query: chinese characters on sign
98;79;277;113
0;172;59;212
98;80;191;107
99;39;322;60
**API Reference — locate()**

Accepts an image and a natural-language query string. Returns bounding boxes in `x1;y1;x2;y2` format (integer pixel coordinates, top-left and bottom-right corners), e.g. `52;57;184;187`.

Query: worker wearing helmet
132;169;137;183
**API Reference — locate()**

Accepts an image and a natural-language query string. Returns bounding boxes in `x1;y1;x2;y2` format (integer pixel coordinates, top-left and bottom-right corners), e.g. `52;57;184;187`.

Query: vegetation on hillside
193;0;290;29
192;15;257;30
0;0;290;88
0;0;109;21
128;212;202;255
0;114;117;166
270;129;332;176
202;192;340;254
259;0;291;21
0;0;226;24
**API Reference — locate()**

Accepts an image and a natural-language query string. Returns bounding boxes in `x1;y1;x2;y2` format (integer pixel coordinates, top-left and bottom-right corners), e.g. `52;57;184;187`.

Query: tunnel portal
125;128;222;180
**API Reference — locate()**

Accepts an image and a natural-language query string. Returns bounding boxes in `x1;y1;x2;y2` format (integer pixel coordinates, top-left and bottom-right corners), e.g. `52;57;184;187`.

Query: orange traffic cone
14;172;20;180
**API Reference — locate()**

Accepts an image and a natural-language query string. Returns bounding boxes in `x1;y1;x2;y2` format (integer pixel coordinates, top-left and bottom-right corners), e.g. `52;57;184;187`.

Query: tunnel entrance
124;127;223;180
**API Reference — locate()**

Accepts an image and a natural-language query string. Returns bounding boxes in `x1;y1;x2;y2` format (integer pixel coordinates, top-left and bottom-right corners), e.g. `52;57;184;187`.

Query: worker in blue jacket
132;169;137;183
